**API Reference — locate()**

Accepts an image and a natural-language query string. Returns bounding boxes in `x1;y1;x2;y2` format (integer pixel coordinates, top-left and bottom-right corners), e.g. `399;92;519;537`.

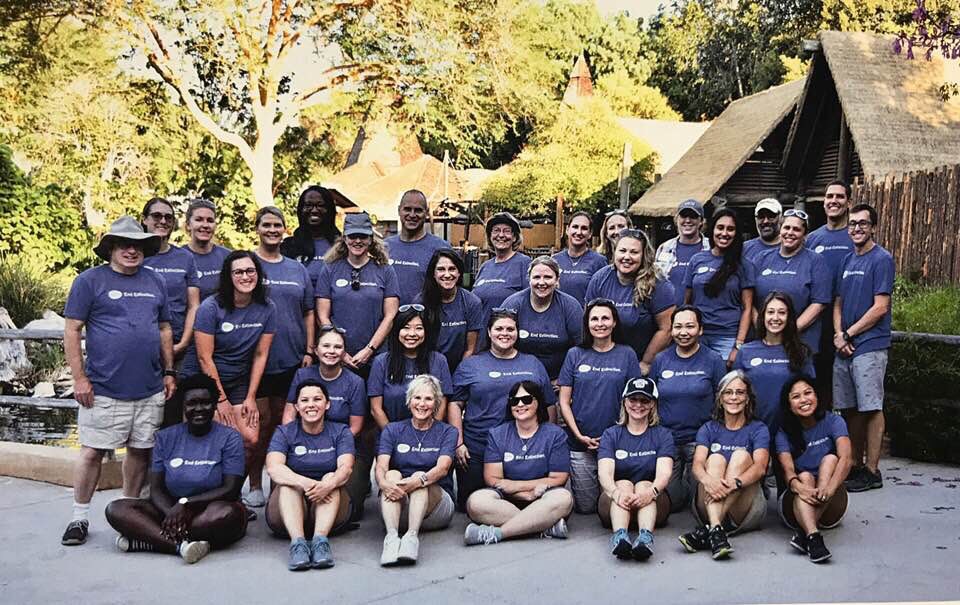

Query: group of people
58;180;893;570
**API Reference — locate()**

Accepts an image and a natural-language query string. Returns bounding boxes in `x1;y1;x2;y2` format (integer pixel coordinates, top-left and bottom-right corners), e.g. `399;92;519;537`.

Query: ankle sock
72;501;90;523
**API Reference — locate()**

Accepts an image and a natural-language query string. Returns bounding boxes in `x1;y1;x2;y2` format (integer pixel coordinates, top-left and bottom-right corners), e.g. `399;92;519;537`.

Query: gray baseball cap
677;199;704;216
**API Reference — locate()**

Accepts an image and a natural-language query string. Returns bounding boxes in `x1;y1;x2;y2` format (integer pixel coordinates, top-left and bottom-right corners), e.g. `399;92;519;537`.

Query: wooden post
555;195;565;252
618;142;633;210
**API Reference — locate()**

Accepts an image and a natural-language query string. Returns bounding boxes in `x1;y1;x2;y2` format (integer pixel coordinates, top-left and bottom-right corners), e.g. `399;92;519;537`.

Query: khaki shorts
401;489;455;531
693;483;767;535
78;391;165;450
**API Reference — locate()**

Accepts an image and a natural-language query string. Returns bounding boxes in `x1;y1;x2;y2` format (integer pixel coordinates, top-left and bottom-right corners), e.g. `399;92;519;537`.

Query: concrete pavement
1;457;958;604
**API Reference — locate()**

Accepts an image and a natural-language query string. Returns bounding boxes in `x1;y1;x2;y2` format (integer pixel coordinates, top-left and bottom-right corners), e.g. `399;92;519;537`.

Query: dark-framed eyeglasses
319;324;347;334
783;209;809;221
399;304;425;313
350;267;361;291
231;268;257;277
848;220;873;230
508;394;535;407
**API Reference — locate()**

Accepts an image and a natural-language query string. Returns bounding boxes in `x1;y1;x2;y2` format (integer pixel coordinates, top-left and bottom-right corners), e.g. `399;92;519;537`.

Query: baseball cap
677;199;704;217
622;377;659;400
754;198;782;216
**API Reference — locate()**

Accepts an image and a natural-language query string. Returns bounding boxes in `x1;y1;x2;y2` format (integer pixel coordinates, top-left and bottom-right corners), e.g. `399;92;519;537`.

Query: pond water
0;404;79;447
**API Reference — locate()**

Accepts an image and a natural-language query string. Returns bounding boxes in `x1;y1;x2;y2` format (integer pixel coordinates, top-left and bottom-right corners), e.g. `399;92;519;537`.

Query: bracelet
651;486;660;497
788;476;800;484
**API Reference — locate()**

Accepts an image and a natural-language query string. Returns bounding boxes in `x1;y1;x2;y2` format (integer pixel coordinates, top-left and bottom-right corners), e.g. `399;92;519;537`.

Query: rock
23;311;66;331
32;381;56;397
0;307;32;382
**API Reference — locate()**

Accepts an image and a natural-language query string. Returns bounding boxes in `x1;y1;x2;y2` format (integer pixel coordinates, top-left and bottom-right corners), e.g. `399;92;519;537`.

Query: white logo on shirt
762;268;772;276
197;270;203;279
661;370;675;379
710;443;721;453
750;357;763;367
221;322;235;333
697;266;710;274
615;449;628;460
488;371;502;378
519;330;530;339
815;245;825;253
578;364;592;373
503;452;515;462
843;270;865;279
397;443;411;454
335;278;349;287
108;290;122;300
170;457;184;468
294;445;307;456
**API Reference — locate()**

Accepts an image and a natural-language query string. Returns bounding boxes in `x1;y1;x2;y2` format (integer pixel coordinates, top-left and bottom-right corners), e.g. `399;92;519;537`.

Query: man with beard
385;189;451;304
742;198;782;262
655;199;711;305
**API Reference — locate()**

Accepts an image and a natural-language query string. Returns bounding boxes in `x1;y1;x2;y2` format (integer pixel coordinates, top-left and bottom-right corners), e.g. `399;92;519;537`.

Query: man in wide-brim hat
60;216;176;547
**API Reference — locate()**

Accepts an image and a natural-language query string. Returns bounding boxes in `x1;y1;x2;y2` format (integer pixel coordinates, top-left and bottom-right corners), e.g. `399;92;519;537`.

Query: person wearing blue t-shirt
385;190;452;305
598;377;675;561
501;256;584;380
742;198;782;263
832;203;894;493
597;209;632;263
266;380;355;571
776;376;853;563
183;199;231;301
416;249;483;374
735;292;815;438
471;212;531;347
60;216;175;547
654;199;711;306
448;309;557;510
584;229;675;371
280;186;341;290
558;299;641;513
376;375;458;565
104;374;247;563
315;211;400;375
247;206;317;508
684;208;755;366
679;370;769;560
754;210;831;353
652;305;727;512
553;211;608;304
368;306;453;427
464;381;573;545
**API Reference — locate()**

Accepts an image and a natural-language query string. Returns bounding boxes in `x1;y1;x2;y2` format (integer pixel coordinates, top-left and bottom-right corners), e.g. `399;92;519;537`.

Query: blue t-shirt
836;245;895;356
451;351;556;456
260;256;314;374
806;225;854;290
181;297;277;381
306;238;334;290
185;244;231;300
695;419;770;462
268;420;355;480
472;253;532;347
151;423;244;499
775;413;848;477
742;237;780;263
668;241;707;305
734;341;815;437
584;266;676;359
557;345;641;450
286;366;366;424
684;251;756;338
315;259;400;355
754;247;832;352
144;245;199;342
598;424;676;483
378;419;459;497
651;344;727;446
501;289;584;379
552;249;608;305
414;288;484;374
64;265;171;400
367;351;454;422
484;422;570;481
384;233;451;305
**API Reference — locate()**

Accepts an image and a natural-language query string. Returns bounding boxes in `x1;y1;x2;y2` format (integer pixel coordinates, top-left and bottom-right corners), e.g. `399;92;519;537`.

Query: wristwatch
178;497;189;505
734;341;743;351
651;486;660;497
163;369;178;378
734;478;743;490
842;330;852;342
419;474;429;486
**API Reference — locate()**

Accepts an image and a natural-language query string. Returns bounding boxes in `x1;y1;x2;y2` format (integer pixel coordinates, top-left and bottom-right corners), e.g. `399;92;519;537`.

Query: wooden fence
853;163;960;284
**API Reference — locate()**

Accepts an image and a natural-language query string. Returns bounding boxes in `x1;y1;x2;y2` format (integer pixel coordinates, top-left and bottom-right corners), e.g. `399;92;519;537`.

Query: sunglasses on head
319;324;347;334
587;297;615;307
399;304;425;313
491;307;518;317
618;228;646;241
509;394;535;407
783;209;809;221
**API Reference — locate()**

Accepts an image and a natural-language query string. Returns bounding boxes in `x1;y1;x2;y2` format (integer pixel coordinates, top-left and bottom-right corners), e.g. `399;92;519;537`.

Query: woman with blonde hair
585;228;675;373
597;209;632;263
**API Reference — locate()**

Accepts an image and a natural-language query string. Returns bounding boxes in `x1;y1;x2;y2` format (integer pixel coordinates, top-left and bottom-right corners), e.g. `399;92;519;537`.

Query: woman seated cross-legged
776;375;852;564
598;377;675;561
464;381;573;546
376;375;458;566
265;380;354;571
679;370;769;560
105;373;247;564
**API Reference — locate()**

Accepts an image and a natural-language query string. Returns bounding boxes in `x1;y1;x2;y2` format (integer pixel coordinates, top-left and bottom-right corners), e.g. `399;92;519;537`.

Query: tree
595;70;681;119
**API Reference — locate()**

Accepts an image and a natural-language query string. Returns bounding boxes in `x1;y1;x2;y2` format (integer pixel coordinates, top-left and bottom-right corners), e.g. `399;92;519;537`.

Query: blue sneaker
609;528;632;559
310;536;334;569
288;538;311;571
631;529;654;560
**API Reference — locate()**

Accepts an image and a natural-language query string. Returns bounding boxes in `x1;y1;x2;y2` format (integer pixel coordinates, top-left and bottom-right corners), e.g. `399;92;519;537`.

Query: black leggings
456;452;486;512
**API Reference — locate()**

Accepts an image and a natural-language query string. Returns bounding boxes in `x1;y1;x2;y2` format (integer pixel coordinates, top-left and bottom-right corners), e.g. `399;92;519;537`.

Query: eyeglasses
509;395;535;407
848;220;873;230
783;209;809;221
399;304;425;313
231;268;257;277
302;203;326;211
491;307;518;317
350;267;361;291
721;388;748;397
147;212;175;223
319;324;346;334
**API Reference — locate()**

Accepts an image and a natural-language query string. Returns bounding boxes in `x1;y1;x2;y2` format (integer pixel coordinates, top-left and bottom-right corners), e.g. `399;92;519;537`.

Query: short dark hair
671;304;702;326
825;179;851;197
294;379;330;403
849;203;877;226
217;250;268;311
175;373;218;404
503;380;549;424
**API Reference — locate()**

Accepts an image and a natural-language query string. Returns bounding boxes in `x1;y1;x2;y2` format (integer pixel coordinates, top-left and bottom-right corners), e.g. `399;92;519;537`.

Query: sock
404;529;419;538
72;501;90;522
386;528;399;538
313;534;328;543
493;527;503;541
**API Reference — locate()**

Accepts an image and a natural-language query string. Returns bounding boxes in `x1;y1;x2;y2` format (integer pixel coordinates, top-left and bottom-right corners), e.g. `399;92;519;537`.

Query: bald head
398;189;429;238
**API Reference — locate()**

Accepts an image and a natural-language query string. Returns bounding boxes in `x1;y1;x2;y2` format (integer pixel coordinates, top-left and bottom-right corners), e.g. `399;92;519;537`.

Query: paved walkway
2;457;958;604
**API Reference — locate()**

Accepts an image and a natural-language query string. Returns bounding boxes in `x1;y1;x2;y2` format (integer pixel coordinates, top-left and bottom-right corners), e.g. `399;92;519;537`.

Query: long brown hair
755;291;810;372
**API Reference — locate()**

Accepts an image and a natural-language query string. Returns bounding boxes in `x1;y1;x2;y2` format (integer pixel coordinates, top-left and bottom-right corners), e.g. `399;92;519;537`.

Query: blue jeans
702;335;736;361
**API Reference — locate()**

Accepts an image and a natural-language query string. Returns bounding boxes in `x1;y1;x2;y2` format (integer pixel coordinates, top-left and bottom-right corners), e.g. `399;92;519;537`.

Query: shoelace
291;541;311;558
477;526;500;544
313;540;332;558
129;538;154;552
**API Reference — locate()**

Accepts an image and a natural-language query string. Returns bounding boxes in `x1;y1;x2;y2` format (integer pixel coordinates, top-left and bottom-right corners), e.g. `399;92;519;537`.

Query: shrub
0;254;70;327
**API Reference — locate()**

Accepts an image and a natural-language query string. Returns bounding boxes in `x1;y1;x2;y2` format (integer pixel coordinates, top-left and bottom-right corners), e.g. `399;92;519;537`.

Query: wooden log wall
852;164;960;284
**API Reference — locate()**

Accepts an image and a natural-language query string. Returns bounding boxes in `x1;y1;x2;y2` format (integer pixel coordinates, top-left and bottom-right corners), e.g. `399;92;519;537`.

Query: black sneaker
61;520;89;546
789;531;807;554
709;525;733;560
805;532;832;563
678;525;710;553
844;465;866;487
847;468;883;492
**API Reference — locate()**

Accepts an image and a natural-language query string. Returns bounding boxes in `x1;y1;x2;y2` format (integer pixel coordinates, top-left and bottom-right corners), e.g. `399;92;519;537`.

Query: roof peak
562;53;594;106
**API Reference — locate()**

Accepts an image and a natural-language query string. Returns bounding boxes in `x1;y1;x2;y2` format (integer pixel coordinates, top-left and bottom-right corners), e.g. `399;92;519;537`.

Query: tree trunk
248;142;275;208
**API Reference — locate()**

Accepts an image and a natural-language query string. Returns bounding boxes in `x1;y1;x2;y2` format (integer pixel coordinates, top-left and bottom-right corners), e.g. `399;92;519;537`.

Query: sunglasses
509;394;536;407
399;304;425;313
350;267;361;291
319;324;347;334
783;209;809;221
147;212;175;223
618;228;646;241
605;209;628;217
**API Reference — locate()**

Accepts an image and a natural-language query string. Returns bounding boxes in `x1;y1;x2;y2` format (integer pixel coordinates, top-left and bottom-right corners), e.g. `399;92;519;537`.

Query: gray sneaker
380;533;402;566
288;538;311;571
463;523;500;546
397;533;420;564
541;517;568;539
310;536;334;569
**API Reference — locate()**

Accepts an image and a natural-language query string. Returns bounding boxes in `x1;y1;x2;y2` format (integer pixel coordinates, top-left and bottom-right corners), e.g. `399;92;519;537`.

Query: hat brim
485;215;521;236
94;234;162;261
343;227;374;236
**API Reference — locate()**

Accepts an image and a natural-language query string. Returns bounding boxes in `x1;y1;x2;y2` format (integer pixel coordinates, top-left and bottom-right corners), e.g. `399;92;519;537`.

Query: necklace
411;422;432;449
517;426;537;452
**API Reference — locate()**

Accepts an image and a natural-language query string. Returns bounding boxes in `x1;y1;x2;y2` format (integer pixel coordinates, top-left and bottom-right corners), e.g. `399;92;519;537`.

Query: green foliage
480;98;656;214
595;70;681;119
0;254;71;328
20;342;68;389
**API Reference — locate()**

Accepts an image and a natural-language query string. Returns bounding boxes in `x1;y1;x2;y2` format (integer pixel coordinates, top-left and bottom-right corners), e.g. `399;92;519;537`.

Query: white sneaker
380;533;401;566
397;533;420;564
242;488;266;508
178;540;210;564
541;518;568;539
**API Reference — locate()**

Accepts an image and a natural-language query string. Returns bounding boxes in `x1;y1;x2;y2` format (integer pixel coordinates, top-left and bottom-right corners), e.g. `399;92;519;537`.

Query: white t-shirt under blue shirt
836;244;895;357
385;233;451;305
